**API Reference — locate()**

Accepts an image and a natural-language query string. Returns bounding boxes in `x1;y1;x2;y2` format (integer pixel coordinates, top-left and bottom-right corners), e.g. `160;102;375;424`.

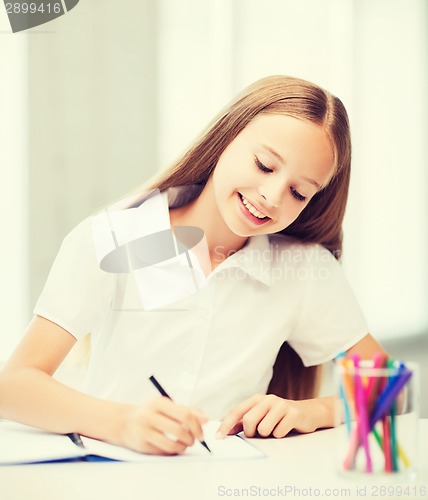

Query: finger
227;421;244;436
135;443;159;455
271;408;300;438
191;408;209;424
215;420;243;439
150;413;196;447
184;412;205;443
241;398;274;438
130;419;188;456
154;398;205;442
145;428;188;455
255;399;289;437
217;395;263;438
134;440;166;456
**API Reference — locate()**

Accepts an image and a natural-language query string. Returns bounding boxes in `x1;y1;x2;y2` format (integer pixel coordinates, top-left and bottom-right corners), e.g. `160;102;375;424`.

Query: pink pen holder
334;358;419;480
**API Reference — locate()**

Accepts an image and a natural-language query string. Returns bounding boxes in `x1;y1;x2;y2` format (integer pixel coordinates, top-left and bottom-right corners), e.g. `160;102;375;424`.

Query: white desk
1;421;427;500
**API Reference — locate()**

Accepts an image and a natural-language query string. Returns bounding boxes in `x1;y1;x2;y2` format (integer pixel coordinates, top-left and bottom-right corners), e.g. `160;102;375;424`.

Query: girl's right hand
120;397;208;455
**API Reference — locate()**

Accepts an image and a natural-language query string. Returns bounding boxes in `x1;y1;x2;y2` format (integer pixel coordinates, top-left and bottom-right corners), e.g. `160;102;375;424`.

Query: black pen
149;375;211;453
66;432;85;448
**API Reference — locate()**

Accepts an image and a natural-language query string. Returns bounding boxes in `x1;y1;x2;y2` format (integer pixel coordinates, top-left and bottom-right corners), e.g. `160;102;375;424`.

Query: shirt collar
213;233;273;287
165;185;274;287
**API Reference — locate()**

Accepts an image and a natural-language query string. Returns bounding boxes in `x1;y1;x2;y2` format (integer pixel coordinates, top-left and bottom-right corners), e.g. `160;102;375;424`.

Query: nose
258;179;286;208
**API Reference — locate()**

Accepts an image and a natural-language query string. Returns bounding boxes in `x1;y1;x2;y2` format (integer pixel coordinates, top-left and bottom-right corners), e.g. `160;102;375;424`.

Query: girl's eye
255;157;306;202
255;157;273;173
290;187;306;202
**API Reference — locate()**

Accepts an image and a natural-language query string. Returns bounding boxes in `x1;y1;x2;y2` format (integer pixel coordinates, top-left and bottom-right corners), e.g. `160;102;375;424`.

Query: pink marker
352;355;373;472
365;353;384;415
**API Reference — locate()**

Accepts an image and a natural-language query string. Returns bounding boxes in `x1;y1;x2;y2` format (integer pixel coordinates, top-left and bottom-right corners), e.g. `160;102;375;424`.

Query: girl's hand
120;397;208;455
216;394;332;439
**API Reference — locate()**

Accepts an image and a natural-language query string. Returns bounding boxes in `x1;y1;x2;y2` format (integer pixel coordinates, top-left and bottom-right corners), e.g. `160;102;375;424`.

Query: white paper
0;420;264;464
81;421;264;461
0;421;83;464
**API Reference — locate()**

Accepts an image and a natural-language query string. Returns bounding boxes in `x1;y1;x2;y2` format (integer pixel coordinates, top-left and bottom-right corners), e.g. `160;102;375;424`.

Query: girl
0;75;386;455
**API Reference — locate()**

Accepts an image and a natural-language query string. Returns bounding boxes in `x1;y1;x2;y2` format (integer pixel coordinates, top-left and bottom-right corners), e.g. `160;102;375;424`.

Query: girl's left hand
216;394;332;439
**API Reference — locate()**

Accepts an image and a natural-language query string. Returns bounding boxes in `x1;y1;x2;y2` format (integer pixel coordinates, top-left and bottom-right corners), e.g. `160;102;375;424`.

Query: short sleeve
33;217;116;340
287;245;369;366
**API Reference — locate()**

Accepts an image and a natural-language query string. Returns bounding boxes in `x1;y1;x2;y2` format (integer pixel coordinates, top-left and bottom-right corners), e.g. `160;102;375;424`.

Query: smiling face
210;114;335;237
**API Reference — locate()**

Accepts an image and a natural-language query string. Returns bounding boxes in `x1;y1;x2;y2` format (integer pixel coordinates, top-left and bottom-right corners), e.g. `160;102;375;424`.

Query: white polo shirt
34;186;369;419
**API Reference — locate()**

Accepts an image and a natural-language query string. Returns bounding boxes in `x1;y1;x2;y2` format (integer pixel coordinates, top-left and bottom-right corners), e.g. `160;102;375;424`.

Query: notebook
0;420;264;465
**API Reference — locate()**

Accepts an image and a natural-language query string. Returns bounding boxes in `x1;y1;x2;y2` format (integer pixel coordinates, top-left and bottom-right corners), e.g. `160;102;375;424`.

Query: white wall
346;0;428;339
0;21;29;358
27;0;159;309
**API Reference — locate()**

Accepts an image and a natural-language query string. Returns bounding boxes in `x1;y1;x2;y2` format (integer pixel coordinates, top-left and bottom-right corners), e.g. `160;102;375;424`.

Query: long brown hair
142;75;352;400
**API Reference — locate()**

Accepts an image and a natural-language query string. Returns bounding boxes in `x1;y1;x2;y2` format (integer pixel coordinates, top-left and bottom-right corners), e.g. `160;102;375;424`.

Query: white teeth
241;195;267;219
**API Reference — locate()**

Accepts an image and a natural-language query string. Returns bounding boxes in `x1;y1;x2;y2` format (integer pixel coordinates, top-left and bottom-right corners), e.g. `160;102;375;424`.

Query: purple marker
369;369;412;429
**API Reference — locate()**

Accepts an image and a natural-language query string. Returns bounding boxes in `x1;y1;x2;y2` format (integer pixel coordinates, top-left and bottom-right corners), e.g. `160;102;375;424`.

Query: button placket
173;285;214;404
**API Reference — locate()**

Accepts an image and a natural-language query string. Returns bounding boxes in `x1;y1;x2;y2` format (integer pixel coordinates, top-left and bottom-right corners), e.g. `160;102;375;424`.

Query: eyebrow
260;144;322;190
